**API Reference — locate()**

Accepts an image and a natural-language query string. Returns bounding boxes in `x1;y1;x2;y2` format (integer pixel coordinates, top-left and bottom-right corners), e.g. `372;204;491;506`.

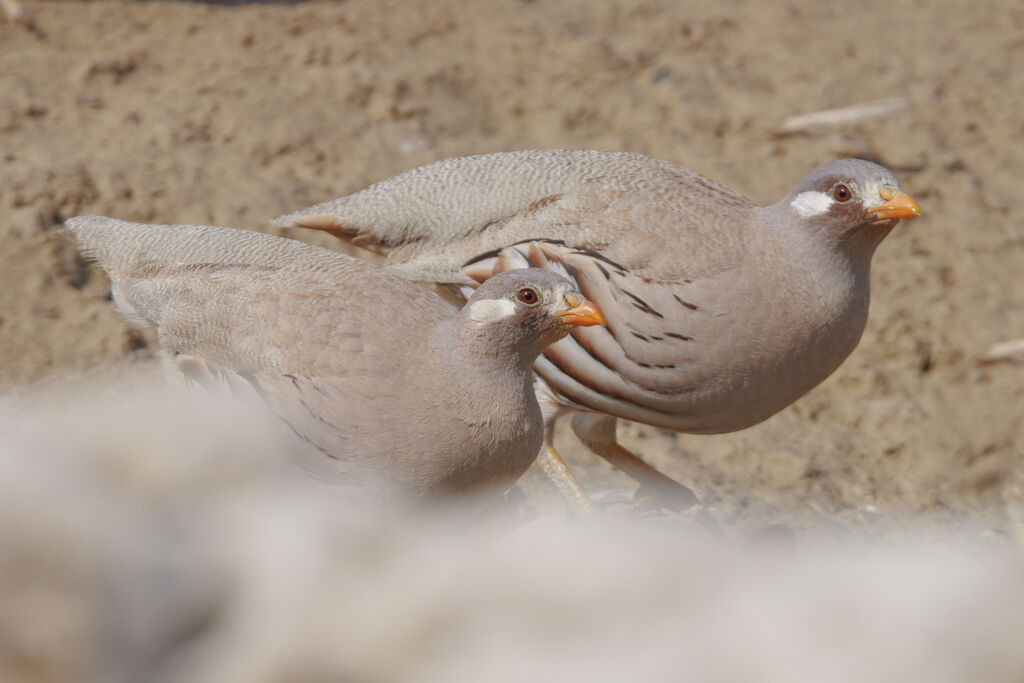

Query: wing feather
273;150;758;282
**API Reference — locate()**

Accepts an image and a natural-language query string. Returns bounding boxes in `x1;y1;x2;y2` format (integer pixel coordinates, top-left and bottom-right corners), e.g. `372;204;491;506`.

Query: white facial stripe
467;298;517;324
791;190;833;217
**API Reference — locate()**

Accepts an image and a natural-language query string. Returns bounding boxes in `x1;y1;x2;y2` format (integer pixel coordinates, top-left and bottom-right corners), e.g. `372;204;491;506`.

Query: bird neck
761;202;884;275
430;318;542;457
436;318;540;388
748;203;878;352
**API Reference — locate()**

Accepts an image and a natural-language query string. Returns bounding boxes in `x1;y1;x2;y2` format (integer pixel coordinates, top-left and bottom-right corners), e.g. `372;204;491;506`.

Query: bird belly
534;292;868;435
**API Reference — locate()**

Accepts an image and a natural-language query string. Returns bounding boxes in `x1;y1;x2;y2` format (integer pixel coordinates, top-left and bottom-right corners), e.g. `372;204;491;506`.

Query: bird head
461;269;605;354
780;159;921;251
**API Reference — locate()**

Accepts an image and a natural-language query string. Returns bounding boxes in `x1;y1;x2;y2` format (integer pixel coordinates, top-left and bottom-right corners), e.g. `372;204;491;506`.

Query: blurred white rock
1;376;1023;683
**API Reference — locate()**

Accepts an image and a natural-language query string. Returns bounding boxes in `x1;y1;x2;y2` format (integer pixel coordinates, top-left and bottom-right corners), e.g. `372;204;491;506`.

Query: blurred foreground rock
2;377;1024;683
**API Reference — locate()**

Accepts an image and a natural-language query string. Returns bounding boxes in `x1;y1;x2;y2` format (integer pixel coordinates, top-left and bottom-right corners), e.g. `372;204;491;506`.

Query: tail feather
271;150;656;258
285;214;391;254
62;215;347;333
64;215;173;329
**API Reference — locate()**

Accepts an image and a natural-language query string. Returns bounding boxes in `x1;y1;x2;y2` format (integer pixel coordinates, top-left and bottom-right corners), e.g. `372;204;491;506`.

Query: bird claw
633;479;700;513
620;491;666;516
625;484;722;536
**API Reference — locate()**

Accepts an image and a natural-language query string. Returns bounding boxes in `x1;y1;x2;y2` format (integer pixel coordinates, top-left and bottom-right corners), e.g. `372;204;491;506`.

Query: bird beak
557;292;607;327
868;188;921;221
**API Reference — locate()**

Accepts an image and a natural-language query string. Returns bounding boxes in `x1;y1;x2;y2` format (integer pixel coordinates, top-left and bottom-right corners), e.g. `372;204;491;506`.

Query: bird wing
66;216;454;463
273;150;758;283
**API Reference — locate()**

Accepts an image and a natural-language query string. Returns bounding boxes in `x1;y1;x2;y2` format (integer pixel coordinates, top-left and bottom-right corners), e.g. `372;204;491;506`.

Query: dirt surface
2;0;1022;533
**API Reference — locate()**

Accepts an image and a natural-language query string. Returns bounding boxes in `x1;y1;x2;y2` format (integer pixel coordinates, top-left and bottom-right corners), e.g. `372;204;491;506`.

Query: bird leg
536;419;597;515
569;412;700;512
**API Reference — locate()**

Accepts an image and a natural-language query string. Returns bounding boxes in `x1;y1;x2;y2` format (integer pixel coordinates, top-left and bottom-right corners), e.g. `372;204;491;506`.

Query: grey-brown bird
273;150;922;511
64;216;606;502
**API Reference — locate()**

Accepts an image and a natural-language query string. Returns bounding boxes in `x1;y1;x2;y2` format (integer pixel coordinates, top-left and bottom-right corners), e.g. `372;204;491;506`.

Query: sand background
2;0;1022;532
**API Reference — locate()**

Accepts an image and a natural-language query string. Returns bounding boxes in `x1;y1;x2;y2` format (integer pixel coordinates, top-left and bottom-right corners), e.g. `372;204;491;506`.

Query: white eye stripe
791;190;833;217
467;298;517;324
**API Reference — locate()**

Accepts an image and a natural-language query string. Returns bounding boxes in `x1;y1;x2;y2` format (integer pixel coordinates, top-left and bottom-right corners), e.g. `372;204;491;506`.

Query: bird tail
62;216;168;329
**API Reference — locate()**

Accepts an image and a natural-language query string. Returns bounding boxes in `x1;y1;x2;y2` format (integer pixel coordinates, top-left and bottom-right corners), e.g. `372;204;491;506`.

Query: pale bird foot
569;413;701;512
537;446;597;516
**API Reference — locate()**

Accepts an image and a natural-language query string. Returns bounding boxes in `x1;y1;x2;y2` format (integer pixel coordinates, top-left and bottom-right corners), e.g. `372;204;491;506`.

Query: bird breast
484;238;872;434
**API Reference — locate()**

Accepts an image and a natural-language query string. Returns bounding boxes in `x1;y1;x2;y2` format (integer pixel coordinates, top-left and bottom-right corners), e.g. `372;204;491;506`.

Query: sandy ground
1;0;1023;533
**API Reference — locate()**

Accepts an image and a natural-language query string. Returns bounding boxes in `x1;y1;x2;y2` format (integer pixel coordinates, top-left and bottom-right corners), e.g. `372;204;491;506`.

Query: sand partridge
274;151;921;511
65;216;606;503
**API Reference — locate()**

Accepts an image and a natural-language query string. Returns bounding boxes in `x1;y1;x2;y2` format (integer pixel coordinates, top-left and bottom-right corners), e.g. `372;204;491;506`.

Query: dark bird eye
517;287;539;305
833;184;852;202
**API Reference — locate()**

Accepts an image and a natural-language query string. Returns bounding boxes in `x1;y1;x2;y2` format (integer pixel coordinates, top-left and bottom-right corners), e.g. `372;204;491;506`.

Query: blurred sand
1;0;1022;532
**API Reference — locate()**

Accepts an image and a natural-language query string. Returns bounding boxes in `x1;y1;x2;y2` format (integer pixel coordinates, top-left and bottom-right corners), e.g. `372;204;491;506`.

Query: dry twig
779;98;908;135
983;339;1024;363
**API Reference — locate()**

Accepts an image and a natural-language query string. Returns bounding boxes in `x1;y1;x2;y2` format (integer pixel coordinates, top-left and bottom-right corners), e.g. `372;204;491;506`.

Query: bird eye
517;287;539;305
833;184;852;202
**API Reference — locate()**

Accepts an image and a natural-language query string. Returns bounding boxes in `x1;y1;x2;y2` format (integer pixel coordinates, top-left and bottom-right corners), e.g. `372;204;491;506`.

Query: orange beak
557;293;607;327
869;189;921;221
